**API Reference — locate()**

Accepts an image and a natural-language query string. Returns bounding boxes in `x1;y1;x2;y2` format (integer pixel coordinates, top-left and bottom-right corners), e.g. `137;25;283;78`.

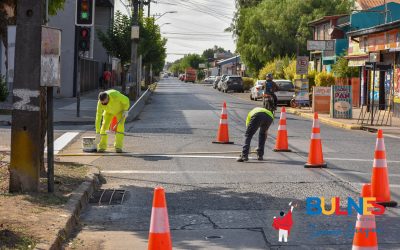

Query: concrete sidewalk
286;107;400;134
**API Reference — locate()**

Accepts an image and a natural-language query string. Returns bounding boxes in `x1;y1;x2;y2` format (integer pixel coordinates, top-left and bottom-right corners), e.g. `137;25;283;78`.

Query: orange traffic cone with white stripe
213;102;234;144
110;116;118;132
273;107;291;152
352;184;378;250
304;112;327;168
370;130;397;207
148;187;172;250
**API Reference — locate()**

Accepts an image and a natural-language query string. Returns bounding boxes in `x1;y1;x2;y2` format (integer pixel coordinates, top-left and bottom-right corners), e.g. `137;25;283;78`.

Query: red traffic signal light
76;0;93;26
78;27;91;51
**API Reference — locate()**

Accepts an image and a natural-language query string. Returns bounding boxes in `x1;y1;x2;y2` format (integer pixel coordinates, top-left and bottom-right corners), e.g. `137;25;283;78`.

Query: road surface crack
200;212;219;229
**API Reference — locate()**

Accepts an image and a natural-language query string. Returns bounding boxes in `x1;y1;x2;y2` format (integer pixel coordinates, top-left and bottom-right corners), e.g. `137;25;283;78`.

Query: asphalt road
67;78;400;249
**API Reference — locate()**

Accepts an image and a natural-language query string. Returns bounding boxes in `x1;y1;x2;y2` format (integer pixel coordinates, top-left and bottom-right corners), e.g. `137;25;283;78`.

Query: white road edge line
45;132;80;155
325;157;400;164
102;170;270;174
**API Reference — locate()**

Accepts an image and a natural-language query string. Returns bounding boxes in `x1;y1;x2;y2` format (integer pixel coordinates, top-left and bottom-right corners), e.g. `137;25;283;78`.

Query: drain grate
89;189;126;205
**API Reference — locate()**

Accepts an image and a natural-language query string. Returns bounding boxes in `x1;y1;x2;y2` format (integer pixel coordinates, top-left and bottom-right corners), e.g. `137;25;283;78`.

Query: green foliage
139;17;167;75
233;0;354;75
258;56;290;80
332;56;359;78
315;71;335;87
0;75;8;102
97;11;131;66
49;0;66;16
197;70;205;81
202;45;227;59
307;70;317;89
168;54;206;75
242;77;255;90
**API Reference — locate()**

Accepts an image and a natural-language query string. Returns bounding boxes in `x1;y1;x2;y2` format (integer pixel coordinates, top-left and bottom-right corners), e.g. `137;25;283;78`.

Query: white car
250;80;265;100
204;76;216;84
275;80;295;105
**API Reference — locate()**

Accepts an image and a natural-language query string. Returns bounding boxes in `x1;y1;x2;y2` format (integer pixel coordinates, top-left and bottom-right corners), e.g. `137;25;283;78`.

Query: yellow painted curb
286;108;362;130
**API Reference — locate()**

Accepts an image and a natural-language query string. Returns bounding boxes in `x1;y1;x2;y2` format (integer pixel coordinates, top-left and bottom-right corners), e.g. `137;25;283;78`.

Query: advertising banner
331;86;352;119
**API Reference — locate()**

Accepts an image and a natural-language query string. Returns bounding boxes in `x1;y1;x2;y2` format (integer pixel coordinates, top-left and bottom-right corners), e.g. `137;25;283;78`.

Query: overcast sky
115;0;237;63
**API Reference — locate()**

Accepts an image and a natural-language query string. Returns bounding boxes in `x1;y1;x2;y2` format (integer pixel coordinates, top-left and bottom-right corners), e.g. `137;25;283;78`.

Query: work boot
257;155;264;161
115;148;123;153
236;155;248;162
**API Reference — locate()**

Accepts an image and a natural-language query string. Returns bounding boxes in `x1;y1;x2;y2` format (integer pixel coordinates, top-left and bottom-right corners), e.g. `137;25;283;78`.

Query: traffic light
76;0;94;26
78;27;91;51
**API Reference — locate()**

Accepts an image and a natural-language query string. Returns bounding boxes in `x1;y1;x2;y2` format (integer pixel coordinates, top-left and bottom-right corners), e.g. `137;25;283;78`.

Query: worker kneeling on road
95;90;130;153
237;107;274;162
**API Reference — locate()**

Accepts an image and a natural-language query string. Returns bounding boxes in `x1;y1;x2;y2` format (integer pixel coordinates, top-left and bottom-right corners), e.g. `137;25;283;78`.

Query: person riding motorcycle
263;73;279;110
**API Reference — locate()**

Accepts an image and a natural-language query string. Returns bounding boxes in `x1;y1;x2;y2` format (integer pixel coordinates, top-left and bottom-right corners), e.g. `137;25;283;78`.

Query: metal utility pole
9;0;44;192
147;0;151;17
130;0;140;99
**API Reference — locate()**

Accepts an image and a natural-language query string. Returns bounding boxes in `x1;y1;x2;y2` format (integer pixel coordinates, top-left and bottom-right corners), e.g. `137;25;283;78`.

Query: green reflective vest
246;107;274;127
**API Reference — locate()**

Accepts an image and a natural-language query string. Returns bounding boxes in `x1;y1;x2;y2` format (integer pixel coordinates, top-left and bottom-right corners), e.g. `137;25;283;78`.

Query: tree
332;56;359;78
139;17;167;83
232;0;354;76
97;11;132;91
202;45;226;60
181;54;206;70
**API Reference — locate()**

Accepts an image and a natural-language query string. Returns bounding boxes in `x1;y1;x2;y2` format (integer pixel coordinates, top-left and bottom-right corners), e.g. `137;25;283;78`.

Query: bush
0;75;9;102
242;77;254;91
332;56;359;78
258;56;290;80
307;70;317;90
283;60;301;81
197;70;205;81
315;71;335;87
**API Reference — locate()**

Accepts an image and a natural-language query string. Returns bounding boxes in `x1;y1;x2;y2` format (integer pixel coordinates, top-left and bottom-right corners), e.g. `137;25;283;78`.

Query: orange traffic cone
304;112;327;168
148;187;172;250
273;107;291;152
370;130;397;207
110;116;118;132
212;102;234;144
352;185;378;250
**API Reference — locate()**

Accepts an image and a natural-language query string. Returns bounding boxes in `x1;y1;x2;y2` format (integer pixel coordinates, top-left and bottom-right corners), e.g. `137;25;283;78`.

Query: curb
286;108;362;130
126;87;154;122
35;166;101;250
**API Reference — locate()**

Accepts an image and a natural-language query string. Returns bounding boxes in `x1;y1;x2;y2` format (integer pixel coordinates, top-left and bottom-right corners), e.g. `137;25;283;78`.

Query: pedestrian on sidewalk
95;89;130;153
103;69;112;89
237;107;274;162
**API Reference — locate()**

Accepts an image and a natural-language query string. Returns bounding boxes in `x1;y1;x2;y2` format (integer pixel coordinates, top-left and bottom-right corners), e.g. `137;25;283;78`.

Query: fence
79;58;100;93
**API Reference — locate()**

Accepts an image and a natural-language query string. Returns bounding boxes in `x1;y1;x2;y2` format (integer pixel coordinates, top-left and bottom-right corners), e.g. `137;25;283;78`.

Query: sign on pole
199;63;206;69
307;40;334;51
296;56;309;75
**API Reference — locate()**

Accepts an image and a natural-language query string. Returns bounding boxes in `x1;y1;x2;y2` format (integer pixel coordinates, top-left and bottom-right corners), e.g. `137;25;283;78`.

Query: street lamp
154;11;177;21
160;22;171;28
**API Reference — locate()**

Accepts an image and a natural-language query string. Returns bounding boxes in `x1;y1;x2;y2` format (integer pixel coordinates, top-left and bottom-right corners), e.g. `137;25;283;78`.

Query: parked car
275;80;295;105
204;76;216;84
217;75;228;91
178;74;185;81
250;80;266;100
221;76;244;93
213;76;221;89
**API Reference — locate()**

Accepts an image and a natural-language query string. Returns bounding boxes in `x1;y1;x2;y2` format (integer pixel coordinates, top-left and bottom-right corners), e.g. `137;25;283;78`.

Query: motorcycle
262;93;276;114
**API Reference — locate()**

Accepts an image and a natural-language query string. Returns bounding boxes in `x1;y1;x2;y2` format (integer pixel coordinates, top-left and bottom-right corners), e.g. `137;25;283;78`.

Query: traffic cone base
273;149;292;152
304;162;327;168
212;141;234;144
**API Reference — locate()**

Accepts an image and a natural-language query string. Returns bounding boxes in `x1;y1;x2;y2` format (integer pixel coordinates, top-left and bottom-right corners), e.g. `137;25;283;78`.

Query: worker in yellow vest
95;90;130;153
237;107;274;162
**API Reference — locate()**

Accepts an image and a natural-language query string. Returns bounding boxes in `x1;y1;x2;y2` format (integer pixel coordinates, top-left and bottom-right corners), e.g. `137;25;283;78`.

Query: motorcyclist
263;73;279;110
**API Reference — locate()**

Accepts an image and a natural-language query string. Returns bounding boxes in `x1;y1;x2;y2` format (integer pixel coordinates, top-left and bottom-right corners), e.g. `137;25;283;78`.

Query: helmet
266;73;273;79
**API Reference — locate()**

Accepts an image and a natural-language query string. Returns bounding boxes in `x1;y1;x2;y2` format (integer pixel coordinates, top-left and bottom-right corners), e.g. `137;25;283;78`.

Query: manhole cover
89;189;126;205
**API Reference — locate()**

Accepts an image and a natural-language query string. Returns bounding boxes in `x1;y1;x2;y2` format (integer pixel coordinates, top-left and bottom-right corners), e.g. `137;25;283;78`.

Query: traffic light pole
75;26;81;117
10;0;44;192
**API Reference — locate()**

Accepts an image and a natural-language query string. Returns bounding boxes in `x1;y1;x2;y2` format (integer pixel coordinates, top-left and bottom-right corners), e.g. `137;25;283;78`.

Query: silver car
275;80;295;105
250;80;265;100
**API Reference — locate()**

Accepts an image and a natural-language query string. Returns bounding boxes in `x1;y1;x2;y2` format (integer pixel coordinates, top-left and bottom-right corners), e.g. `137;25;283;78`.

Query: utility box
41;26;61;87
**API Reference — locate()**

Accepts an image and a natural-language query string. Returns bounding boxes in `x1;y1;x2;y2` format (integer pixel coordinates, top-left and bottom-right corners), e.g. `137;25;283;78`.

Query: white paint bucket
82;137;96;152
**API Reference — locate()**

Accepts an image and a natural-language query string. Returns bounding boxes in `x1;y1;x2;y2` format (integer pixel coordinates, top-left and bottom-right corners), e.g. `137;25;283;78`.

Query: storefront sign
331;86;352;119
307;40;334;51
313;87;330;114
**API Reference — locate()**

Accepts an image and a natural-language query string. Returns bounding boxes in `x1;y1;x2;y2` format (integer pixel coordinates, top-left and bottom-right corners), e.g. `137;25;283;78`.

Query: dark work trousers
242;112;274;157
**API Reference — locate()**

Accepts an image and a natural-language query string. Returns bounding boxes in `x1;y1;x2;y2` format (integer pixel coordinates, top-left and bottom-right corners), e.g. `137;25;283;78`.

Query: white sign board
296;56;309;75
307;40;334;51
131;26;140;39
41;26;61;87
313;86;331;96
199;63;206;69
